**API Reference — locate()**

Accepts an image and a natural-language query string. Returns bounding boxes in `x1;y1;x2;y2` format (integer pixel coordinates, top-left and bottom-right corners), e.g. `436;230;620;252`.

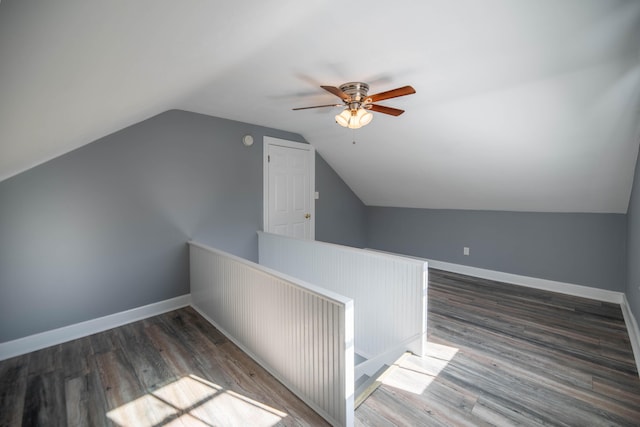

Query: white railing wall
189;242;354;427
257;232;428;378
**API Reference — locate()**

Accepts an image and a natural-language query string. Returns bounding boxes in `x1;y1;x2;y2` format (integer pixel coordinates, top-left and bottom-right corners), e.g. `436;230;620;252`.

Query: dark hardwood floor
355;269;640;426
0;307;328;426
2;269;639;426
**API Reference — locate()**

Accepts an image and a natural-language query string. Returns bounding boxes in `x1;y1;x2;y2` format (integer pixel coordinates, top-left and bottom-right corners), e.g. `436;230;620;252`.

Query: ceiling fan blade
292;104;342;111
368;104;405;116
367;85;416;103
321;85;351;102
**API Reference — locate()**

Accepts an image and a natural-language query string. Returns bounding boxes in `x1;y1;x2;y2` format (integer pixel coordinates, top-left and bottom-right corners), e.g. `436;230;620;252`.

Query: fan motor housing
339;82;370;104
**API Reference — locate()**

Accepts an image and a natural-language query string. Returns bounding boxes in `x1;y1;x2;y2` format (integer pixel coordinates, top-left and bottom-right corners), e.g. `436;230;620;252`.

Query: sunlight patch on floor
107;374;287;426
380;342;459;395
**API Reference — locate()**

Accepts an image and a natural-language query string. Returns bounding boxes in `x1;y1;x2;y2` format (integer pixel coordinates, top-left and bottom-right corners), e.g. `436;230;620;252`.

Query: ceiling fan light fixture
335;109;352;127
298;81;414;129
335;107;373;129
357;108;373;127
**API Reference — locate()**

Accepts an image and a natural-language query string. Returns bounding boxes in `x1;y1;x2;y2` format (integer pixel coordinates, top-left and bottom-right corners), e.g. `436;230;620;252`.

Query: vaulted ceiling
2;0;640;213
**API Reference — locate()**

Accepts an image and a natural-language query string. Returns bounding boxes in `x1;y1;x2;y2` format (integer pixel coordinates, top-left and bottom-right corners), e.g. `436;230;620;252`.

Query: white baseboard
369;249;640;376
367;249;624;304
422;259;625;304
422;258;640;377
620;295;640;376
0;294;191;361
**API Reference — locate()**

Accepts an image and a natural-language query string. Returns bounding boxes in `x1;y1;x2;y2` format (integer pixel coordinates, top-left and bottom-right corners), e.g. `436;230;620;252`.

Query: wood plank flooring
355;269;640;426
2;269;640;426
0;306;328;426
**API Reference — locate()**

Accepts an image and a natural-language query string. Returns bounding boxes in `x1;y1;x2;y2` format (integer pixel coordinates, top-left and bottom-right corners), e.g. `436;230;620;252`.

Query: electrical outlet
463;247;470;256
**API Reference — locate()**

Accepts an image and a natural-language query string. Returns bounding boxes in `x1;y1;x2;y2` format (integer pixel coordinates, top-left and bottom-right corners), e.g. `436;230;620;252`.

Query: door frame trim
263;136;315;240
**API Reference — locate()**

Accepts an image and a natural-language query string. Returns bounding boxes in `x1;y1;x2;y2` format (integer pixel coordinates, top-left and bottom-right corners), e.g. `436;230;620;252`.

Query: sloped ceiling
1;0;640;213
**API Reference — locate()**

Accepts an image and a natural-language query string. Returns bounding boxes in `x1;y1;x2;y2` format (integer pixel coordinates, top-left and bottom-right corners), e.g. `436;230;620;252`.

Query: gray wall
627;149;640;322
1;109;347;343
315;155;367;248
1;105;634;343
367;207;627;292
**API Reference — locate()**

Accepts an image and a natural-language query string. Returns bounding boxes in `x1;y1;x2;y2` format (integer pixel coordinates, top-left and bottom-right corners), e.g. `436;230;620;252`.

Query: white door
263;137;315;239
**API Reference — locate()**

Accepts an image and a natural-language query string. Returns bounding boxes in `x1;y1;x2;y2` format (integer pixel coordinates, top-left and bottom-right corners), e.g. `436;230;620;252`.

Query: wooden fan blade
321;85;351;102
367;85;416;103
292;104;342;111
369;104;405;116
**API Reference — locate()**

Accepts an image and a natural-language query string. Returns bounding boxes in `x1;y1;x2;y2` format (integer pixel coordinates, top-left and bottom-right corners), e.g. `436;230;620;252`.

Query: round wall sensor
242;134;254;146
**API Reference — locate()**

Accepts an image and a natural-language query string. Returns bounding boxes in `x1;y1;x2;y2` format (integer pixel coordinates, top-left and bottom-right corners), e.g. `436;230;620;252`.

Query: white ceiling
2;0;640;213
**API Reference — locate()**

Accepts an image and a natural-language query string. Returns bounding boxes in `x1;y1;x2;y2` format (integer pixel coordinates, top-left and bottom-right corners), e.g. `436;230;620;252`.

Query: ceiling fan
293;82;416;129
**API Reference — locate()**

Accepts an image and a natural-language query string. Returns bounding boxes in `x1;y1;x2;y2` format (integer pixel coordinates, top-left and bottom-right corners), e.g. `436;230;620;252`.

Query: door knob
304;213;311;219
